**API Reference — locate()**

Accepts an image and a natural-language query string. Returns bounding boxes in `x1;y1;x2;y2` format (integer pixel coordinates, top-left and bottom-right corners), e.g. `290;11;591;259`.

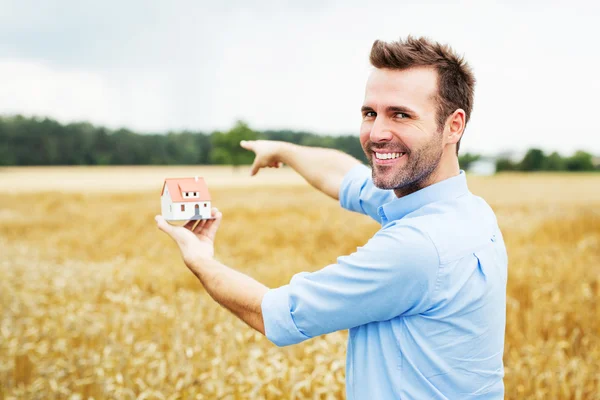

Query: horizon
3;112;597;160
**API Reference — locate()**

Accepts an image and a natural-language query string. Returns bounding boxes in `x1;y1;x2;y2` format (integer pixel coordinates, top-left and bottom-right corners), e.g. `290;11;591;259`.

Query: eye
363;111;376;118
395;112;409;119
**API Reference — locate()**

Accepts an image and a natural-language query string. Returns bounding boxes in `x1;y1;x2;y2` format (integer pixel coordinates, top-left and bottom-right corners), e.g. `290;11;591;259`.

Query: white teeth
375;152;405;160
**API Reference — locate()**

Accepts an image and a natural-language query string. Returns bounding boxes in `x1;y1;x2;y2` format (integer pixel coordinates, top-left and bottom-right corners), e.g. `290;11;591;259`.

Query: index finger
240;140;255;151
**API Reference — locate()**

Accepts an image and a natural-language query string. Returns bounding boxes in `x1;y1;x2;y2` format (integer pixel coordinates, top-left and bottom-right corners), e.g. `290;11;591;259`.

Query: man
155;36;507;399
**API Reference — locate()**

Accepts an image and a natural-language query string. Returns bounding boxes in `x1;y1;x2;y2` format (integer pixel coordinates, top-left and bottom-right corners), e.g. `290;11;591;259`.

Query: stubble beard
365;130;444;193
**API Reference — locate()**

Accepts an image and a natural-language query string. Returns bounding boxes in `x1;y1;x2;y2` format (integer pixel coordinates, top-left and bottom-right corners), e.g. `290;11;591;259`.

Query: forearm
190;257;269;335
278;142;362;200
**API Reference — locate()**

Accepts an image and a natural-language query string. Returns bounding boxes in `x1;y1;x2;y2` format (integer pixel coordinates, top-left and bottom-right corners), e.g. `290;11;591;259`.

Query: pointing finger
240;140;254;151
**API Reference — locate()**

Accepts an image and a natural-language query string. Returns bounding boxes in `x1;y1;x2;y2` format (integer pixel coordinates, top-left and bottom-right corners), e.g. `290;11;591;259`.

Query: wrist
278;141;296;163
189;255;218;281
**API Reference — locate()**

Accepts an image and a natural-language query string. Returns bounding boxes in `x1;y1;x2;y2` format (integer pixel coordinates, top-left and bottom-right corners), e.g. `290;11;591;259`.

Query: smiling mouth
372;151;407;165
374;151;406;160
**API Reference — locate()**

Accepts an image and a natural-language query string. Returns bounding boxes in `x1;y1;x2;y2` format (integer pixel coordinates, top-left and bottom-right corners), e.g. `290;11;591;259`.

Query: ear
444;109;466;146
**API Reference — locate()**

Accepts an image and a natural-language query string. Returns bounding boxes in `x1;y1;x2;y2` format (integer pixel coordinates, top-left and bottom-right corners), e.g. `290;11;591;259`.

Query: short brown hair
369;36;475;154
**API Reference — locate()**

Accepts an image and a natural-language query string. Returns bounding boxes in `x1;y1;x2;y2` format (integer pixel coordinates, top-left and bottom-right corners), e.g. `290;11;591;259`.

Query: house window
204;203;207;207
181;204;185;211
194;192;197;196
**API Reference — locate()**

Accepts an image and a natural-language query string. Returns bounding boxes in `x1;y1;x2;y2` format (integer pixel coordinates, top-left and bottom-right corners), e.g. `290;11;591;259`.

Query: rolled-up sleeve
339;164;396;223
261;224;440;347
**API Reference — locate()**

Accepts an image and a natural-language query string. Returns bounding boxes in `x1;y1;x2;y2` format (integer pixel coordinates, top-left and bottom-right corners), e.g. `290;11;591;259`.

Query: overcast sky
1;0;599;155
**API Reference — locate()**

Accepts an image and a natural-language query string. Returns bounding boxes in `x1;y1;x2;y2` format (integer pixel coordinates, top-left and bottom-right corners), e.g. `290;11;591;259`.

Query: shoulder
338;164;396;222
374;222;439;256
345;222;441;274
402;193;501;263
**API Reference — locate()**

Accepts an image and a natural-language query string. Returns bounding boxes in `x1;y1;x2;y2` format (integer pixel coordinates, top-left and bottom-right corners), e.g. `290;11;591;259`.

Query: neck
393;149;461;198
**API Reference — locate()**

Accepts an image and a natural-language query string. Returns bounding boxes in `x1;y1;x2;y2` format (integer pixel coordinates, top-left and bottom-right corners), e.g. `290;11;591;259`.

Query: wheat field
1;166;599;399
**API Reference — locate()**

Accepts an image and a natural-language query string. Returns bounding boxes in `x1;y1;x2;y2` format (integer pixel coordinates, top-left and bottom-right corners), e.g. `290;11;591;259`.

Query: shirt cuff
339;163;371;212
261;284;311;347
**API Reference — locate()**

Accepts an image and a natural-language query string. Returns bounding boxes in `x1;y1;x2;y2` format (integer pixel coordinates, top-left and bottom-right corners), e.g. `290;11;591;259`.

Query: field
1;166;599;399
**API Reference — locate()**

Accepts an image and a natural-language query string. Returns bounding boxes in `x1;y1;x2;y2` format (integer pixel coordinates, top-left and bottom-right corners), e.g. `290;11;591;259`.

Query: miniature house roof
161;177;211;202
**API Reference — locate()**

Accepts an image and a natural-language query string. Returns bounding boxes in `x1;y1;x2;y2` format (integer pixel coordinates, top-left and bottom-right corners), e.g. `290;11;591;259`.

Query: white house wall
161;194;173;219
198;202;212;218
168;201;212;220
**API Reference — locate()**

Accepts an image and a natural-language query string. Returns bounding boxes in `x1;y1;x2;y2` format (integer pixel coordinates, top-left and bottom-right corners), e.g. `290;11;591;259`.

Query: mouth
372;151;406;165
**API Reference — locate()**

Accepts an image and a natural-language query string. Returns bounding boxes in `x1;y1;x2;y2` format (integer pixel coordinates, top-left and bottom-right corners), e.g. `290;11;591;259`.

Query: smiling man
156;36;508;399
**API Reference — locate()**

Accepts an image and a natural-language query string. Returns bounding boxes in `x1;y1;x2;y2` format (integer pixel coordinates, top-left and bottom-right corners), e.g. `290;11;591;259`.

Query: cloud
0;59;176;130
1;0;599;154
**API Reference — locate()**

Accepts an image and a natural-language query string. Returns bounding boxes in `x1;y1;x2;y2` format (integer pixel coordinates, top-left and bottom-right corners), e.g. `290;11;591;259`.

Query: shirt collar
377;170;469;224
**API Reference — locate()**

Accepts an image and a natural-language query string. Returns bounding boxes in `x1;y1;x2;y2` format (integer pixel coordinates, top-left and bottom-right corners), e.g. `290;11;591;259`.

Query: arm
155;210;439;345
261;224;440;346
155;209;268;334
191;257;268;334
240;140;362;200
338;163;397;223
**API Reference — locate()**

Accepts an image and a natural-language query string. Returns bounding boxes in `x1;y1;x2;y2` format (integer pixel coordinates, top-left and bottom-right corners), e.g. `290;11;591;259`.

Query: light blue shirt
261;164;508;399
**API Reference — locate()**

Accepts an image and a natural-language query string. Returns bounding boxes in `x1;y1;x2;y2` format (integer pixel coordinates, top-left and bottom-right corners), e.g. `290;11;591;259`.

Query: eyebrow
361;105;418;115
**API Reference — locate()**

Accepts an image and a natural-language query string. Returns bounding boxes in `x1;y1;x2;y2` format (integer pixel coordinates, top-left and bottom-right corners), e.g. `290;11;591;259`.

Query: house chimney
195;176;198;182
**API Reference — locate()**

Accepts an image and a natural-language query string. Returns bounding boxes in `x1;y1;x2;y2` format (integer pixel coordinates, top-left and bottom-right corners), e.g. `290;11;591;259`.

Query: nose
370;116;393;143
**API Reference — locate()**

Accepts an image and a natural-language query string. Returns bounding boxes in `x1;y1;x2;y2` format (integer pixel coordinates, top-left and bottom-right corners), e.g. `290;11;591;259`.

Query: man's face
360;67;445;191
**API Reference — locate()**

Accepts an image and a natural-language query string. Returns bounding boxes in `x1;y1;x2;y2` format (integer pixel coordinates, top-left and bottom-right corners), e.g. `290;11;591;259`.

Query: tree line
495;149;598;172
0;115;597;172
457;149;598;172
0;115;365;166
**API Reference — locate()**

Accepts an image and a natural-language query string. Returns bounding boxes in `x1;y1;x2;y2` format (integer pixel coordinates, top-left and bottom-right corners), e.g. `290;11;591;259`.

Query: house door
194;204;200;217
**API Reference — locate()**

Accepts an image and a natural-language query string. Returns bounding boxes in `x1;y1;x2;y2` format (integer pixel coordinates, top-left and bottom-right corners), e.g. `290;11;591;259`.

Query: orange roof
161;177;211;202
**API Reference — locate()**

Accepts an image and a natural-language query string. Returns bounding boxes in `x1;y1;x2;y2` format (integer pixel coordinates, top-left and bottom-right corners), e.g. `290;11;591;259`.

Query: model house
161;176;212;220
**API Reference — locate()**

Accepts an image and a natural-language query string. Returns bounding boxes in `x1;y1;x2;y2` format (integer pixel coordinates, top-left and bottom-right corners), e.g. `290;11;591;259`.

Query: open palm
155;207;222;270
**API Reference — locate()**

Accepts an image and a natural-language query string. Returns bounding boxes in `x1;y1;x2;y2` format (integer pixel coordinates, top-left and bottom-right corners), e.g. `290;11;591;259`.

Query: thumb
155;215;174;236
203;208;223;242
249;158;261;176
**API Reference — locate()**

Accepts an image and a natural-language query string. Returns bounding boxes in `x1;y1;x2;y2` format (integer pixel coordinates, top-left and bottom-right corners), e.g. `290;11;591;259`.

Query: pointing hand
240;140;284;176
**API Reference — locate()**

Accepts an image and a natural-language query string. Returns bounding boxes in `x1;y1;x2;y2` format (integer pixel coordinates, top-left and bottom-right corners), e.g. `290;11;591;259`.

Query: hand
155;207;223;275
240;140;285;176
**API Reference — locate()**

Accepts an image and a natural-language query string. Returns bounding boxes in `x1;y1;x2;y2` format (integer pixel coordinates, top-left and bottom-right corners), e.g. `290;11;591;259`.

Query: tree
210;121;258;168
334;135;368;163
194;132;212;164
565;151;594;171
519;148;546;171
496;158;517;171
545;152;565;171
